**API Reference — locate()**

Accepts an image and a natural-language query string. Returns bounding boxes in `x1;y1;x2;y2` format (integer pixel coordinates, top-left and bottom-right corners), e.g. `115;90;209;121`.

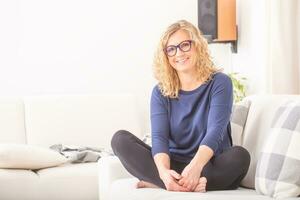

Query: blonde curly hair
153;20;220;98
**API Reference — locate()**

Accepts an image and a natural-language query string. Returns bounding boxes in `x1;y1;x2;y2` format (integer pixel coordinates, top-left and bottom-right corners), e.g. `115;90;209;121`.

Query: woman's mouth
176;57;189;64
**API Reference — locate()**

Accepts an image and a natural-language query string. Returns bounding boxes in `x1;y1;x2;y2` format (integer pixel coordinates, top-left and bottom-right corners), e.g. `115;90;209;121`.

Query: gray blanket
50;144;114;163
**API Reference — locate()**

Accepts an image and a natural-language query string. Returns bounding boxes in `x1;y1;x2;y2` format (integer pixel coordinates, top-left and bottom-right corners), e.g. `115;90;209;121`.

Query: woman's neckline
179;81;208;95
179;73;216;95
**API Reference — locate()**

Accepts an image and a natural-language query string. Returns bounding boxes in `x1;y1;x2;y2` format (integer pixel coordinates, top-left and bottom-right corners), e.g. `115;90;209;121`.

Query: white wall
0;0;233;134
0;0;183;97
1;0;274;133
232;0;269;95
0;0;233;97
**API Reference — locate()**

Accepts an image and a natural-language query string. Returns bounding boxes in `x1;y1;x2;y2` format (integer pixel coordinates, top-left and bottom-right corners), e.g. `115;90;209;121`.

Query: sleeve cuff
200;138;219;155
151;147;170;157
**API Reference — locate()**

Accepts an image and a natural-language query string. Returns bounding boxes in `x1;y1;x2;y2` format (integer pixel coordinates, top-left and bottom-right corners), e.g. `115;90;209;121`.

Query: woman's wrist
190;145;213;169
154;153;171;179
158;166;169;178
190;158;205;170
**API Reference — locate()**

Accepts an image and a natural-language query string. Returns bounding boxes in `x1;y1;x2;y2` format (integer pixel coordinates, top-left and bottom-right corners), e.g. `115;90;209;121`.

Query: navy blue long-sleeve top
150;72;233;163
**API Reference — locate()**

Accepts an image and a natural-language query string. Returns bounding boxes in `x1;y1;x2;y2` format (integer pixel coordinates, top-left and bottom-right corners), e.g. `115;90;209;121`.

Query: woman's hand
154;153;189;192
178;162;203;191
178;145;213;192
160;169;190;192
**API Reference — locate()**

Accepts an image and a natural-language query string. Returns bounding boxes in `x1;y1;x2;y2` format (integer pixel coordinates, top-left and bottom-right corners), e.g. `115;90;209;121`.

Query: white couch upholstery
98;95;300;200
0;94;144;200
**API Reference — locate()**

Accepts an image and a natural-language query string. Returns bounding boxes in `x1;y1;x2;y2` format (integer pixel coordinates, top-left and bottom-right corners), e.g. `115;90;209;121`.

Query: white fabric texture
230;100;251;146
0;94;142;200
36;162;98;200
109;178;300;200
0;169;39;200
255;101;300;198
23;94;142;149
50;144;113;163
98;156;133;200
0;144;67;169
0;163;99;200
241;95;300;189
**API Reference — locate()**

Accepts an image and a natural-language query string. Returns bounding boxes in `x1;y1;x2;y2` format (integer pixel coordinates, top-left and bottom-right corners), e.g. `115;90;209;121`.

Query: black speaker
198;0;217;40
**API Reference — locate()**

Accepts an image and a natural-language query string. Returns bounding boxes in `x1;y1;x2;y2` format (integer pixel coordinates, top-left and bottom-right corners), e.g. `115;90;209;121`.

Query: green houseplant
228;72;247;103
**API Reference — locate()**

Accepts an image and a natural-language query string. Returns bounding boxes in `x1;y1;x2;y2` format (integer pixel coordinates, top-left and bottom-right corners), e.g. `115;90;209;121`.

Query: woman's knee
111;130;133;152
232;146;250;160
231;146;251;172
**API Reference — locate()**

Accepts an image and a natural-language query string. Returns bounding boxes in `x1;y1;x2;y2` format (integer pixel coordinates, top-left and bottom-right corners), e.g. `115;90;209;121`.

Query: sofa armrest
98;156;133;200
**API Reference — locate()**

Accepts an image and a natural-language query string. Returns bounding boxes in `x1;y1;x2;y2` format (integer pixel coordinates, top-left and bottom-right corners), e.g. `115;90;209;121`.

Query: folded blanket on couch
50;144;114;163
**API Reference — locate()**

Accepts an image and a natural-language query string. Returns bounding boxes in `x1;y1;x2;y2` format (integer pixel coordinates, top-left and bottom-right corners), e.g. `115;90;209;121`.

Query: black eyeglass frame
164;40;193;57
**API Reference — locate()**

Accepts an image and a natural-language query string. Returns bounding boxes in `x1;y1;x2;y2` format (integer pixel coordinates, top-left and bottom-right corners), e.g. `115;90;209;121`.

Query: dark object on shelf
198;0;238;53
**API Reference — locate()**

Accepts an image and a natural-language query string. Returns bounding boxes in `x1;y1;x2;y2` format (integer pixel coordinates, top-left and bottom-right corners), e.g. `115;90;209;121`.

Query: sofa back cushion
230;100;251;146
240;95;300;189
0;98;26;144
24;94;142;150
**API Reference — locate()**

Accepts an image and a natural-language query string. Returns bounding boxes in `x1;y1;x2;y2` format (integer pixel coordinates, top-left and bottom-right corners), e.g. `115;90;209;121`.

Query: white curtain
267;0;300;94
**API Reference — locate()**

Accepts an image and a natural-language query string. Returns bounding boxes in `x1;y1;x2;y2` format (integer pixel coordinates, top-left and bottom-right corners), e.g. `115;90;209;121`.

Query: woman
111;20;250;192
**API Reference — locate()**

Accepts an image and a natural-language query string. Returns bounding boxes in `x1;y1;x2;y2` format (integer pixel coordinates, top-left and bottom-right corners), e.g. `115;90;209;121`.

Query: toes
199;177;207;184
194;184;206;193
136;181;145;188
137;181;160;189
194;187;206;193
194;177;207;192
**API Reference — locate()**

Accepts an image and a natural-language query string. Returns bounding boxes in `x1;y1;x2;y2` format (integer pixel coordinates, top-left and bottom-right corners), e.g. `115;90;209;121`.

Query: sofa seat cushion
109;178;300;200
0;163;99;200
36;162;98;200
0;168;39;200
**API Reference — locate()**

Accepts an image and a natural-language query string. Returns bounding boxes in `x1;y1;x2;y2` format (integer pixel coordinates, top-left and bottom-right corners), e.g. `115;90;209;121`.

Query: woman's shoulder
152;85;161;94
151;85;165;99
211;72;232;86
151;85;169;105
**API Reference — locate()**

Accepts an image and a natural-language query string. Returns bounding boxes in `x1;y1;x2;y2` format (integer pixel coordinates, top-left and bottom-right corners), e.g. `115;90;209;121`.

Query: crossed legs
111;130;250;191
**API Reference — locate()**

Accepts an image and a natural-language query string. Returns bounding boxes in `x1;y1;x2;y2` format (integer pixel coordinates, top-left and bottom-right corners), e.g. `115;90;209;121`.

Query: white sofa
99;95;300;200
0;94;144;200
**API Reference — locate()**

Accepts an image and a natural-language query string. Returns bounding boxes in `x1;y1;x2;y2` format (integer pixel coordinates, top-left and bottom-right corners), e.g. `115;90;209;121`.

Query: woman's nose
175;47;184;56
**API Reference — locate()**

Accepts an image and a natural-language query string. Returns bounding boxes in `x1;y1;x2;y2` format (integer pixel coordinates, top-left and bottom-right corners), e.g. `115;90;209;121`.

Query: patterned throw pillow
230;100;251;146
255;101;300;198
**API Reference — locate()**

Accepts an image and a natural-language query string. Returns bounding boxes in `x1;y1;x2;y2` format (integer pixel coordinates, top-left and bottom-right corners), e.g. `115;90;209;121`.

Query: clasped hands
160;163;206;192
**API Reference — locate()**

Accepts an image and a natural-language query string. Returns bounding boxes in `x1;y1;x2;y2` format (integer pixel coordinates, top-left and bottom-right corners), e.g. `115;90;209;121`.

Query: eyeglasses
164;40;193;57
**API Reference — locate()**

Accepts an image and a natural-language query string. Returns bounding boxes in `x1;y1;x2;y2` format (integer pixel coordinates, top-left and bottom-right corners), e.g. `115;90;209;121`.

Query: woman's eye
167;47;176;53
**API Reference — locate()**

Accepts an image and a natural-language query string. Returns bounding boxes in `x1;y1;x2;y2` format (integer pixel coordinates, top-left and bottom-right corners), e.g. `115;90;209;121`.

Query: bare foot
194;177;207;192
136;181;159;189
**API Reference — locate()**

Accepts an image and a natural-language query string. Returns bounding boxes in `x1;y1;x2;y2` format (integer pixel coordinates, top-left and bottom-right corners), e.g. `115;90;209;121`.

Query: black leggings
111;130;250;191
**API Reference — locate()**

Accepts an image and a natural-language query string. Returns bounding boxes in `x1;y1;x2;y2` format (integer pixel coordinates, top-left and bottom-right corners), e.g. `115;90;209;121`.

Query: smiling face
165;29;197;74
